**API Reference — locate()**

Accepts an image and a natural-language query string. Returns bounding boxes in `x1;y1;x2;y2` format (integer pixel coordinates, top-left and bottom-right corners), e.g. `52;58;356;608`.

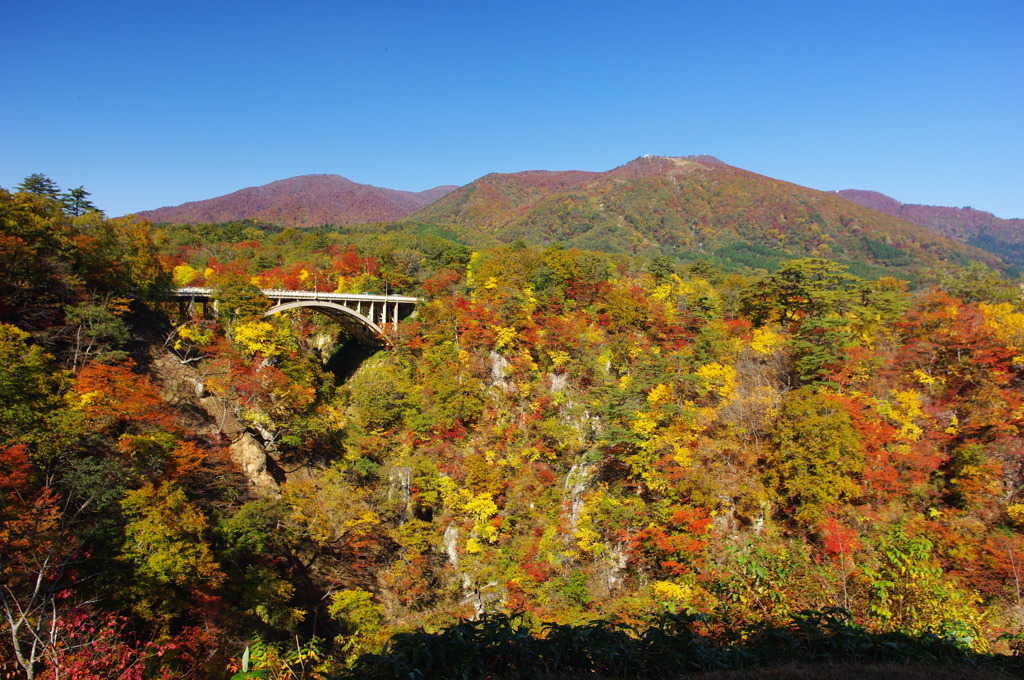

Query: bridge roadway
173;287;420;345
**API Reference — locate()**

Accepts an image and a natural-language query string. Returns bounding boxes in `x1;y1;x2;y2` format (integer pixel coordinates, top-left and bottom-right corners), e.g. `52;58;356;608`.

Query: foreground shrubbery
339;610;1022;679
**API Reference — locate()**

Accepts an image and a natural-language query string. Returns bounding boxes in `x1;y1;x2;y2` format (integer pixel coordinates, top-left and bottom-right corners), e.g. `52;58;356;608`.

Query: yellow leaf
750;326;783;355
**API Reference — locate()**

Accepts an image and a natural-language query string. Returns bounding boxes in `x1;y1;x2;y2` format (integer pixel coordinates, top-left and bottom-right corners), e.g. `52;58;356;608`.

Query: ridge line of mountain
130;156;1022;269
133;174;459;228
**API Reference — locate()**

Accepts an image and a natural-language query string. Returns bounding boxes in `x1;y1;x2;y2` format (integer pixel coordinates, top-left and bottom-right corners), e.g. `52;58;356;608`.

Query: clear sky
2;1;1022;219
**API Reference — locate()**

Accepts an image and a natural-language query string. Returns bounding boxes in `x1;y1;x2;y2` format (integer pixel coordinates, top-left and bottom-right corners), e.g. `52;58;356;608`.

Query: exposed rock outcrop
147;345;279;493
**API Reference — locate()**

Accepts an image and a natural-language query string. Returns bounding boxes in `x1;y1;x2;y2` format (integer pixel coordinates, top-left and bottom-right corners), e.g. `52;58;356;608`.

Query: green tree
0;324;66;455
767;388;864;525
648;254;676;284
863;527;985;643
922;262;1014;304
214;276;272;325
740;258;867;330
63;296;131;370
254;253;279;271
346;354;415;434
61;185;98;216
328;588;387;662
741;258;879;384
120;482;225;621
16;173;60;199
788;314;854;384
409;343;485;433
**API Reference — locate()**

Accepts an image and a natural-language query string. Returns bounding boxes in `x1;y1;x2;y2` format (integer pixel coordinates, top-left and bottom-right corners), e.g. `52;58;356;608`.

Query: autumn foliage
4;179;1024;677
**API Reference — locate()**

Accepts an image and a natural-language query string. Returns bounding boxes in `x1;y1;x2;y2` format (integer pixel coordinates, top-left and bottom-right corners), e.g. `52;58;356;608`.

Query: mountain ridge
837;188;1024;265
130;157;1020;272
411;155;1006;273
133;174;458;227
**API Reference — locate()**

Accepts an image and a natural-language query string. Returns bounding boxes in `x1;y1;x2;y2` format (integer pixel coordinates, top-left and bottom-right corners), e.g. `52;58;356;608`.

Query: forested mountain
131;157;1019;279
838;189;1024;267
412;156;1006;276
5;175;1024;678
134;174;457;228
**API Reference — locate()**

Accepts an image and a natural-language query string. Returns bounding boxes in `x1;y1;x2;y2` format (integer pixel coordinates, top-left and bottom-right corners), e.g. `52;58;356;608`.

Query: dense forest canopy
3;176;1024;678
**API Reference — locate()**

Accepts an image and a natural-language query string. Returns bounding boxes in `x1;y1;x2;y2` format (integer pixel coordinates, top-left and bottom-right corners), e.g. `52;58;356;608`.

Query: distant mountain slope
415;170;601;229
413;156;1005;274
837;189;1024;266
135;175;458;227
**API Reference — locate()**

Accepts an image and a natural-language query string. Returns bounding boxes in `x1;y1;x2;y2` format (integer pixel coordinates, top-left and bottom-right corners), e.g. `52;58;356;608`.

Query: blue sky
2;1;1022;218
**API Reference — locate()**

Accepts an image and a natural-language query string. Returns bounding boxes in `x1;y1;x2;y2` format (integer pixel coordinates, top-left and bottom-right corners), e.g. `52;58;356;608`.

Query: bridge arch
266;300;387;346
172;287;418;347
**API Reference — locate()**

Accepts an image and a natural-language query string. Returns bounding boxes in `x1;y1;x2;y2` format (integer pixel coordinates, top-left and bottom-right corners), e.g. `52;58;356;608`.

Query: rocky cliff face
146;344;279;493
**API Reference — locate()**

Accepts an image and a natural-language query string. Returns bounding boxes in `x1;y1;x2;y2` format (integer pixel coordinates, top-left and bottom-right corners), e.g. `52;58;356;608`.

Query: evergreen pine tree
61;186;99;216
16;173;60;199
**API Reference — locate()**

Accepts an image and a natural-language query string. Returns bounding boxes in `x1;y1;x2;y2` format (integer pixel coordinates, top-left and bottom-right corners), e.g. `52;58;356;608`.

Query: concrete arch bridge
173;287;419;346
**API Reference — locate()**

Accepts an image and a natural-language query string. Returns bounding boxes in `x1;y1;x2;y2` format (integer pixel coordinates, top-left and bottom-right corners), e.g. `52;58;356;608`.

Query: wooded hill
412;155;1006;276
135;174;457;228
838;189;1024;267
3;175;1024;679
131;156;1020;277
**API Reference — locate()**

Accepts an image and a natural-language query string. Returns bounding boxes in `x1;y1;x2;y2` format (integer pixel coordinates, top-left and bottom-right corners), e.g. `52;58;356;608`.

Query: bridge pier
175;295;209;321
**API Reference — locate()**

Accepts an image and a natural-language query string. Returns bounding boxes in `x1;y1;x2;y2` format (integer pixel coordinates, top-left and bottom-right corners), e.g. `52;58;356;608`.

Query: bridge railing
173;287;419;304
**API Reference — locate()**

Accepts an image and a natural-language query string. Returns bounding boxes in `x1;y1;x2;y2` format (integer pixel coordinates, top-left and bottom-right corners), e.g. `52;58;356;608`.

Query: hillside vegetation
3;178;1024;678
413;156;1006;275
136;174;457;228
838;189;1024;267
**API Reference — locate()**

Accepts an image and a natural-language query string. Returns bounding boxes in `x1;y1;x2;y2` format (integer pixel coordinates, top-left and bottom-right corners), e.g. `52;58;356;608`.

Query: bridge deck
173;287;419;304
172;287;420;345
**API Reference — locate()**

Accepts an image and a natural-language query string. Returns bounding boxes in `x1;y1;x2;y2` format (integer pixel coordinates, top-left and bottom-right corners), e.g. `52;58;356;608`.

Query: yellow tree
120;483;224;622
767;388;865;525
